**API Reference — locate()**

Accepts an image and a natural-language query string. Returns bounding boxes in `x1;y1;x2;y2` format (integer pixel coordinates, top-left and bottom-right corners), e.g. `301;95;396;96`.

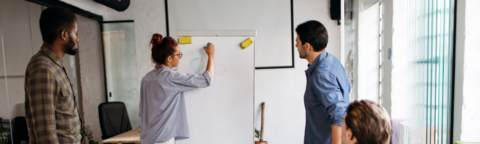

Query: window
391;0;455;143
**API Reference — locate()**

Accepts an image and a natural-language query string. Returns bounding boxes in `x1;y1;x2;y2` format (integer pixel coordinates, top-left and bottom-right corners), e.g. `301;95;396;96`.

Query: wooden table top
102;127;141;144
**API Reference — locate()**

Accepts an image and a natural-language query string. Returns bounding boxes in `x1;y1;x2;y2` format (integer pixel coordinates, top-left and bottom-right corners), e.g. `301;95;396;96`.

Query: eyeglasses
172;52;183;59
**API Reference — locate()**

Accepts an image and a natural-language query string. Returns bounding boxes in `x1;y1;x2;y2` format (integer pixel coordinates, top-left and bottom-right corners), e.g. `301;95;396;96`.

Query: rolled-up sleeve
313;73;347;126
171;71;212;92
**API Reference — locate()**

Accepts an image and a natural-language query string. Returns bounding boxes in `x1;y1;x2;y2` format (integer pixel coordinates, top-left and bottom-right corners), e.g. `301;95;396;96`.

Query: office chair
98;102;132;140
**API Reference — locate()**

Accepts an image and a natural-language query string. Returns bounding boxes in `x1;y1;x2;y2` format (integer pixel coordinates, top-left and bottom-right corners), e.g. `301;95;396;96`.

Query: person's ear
304;42;313;52
347;129;353;139
346;128;357;142
167;55;172;62
61;30;68;41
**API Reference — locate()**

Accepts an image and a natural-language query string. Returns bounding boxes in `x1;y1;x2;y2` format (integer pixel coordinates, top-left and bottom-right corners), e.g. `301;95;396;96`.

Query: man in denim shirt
296;20;351;144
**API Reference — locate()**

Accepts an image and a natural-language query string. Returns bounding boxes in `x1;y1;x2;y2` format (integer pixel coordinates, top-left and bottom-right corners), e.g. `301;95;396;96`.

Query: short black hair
39;6;77;44
295;20;328;52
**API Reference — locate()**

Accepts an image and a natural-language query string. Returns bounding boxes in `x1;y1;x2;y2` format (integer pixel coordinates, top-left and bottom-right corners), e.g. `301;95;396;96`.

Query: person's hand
204;42;215;57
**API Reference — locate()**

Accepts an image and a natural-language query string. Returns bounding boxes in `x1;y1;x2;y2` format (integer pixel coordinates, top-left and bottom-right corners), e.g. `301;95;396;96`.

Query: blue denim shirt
304;52;351;144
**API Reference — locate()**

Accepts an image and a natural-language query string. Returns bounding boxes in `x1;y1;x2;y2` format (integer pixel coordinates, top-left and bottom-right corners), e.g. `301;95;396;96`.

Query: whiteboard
175;36;254;144
167;0;293;68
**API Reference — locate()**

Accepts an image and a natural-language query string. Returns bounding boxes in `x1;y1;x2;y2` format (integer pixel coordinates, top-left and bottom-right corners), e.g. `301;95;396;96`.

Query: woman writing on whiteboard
139;33;215;144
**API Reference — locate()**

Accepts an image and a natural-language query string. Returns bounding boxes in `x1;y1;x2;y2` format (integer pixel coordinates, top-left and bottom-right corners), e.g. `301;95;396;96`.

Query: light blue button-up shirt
139;65;212;144
304;52;351;144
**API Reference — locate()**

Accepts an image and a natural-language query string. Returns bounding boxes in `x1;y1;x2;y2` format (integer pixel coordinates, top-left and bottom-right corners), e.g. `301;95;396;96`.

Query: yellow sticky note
240;38;253;49
178;37;192;44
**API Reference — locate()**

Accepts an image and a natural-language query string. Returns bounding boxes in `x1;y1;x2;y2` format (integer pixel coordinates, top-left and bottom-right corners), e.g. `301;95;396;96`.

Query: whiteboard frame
164;0;295;69
177;30;257;37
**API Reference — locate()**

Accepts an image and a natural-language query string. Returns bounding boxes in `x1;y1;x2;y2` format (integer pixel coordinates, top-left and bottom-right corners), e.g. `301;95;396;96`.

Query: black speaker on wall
330;0;341;24
94;0;130;12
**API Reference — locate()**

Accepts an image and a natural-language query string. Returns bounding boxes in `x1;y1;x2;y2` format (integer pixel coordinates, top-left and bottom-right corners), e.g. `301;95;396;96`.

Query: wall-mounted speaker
330;0;341;24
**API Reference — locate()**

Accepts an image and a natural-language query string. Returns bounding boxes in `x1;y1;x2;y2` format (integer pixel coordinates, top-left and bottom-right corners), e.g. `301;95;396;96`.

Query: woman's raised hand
204;42;215;57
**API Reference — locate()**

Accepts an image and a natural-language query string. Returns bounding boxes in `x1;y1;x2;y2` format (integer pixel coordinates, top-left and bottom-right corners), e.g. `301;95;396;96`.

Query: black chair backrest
12;116;28;144
98;102;132;140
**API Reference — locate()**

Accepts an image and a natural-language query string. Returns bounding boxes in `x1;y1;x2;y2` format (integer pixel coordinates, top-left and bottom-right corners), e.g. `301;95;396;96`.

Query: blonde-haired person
139;33;215;144
341;100;392;144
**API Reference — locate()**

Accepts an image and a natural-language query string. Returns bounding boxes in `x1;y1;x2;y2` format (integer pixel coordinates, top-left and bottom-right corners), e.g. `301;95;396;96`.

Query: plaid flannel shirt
24;45;82;144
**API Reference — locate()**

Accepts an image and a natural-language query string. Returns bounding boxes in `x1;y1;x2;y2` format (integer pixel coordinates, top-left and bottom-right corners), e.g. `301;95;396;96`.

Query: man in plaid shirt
24;6;82;144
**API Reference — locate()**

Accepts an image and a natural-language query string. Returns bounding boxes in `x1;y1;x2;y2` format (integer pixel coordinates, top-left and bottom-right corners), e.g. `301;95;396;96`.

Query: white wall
454;0;480;142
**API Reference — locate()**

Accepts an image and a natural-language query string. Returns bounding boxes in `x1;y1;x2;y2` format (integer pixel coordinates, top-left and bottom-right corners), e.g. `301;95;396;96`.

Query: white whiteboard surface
175;36;254;144
167;0;293;68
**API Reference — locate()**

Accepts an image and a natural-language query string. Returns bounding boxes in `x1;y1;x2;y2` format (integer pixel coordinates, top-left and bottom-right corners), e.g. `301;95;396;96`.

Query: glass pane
102;22;139;127
0;1;36;143
391;0;454;143
0;7;12;143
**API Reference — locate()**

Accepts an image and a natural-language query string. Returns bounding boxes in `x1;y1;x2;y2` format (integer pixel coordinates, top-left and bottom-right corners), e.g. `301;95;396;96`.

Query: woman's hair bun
150;33;163;47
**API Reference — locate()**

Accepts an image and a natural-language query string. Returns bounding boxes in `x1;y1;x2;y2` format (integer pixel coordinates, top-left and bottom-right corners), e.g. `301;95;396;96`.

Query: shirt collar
41;44;63;67
159;64;170;70
305;51;327;76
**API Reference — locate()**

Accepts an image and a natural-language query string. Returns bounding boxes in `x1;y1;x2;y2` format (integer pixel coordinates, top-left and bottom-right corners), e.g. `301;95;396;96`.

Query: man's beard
299;50;307;59
64;36;78;55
